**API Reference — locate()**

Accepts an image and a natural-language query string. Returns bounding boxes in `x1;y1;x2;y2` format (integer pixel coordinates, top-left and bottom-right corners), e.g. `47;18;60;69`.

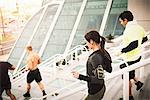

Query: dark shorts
27;68;42;83
120;56;141;80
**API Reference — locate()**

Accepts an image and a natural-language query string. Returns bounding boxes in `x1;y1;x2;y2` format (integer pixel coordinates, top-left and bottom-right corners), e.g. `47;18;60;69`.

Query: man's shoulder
0;61;11;65
33;53;40;60
0;61;12;68
124;26;138;35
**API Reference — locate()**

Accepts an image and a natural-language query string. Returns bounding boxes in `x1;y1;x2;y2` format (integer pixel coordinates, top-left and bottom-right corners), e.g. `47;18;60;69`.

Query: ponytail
100;36;105;50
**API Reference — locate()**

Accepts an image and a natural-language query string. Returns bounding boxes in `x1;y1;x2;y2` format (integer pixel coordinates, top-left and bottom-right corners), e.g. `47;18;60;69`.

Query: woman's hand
72;71;80;79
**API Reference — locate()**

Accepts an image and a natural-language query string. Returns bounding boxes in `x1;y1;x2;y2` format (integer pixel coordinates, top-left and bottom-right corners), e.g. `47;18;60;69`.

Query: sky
0;0;42;14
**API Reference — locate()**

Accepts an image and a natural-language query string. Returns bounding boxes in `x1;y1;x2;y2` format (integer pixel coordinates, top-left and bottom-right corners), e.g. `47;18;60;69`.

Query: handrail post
139;67;144;81
140;47;145;80
123;71;129;100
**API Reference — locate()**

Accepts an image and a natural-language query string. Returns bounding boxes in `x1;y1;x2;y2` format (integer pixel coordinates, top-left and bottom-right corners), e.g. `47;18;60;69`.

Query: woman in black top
72;30;110;100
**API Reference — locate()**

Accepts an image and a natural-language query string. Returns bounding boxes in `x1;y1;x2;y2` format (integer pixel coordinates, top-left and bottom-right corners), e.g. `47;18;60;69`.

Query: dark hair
84;30;105;50
27;45;32;51
119;11;134;21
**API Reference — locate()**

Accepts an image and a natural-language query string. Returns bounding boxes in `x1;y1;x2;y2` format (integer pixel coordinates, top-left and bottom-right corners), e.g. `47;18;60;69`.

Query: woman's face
119;18;127;27
86;39;93;50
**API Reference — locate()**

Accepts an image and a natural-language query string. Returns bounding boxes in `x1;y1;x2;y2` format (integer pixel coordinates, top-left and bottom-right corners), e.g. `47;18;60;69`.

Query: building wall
128;0;150;31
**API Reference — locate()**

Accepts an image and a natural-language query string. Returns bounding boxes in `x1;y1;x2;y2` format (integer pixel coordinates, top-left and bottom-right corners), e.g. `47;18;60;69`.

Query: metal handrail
9;37;150;99
11;32;150;83
39;31;150;99
11;44;88;83
53;48;150;100
31;42;150;100
111;40;150;62
29;39;150;99
10;34;150;98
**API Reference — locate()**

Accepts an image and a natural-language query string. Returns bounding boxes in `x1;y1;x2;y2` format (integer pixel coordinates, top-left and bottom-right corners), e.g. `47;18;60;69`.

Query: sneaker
43;92;47;96
119;96;134;100
51;93;59;97
135;81;143;91
23;92;31;97
54;93;59;96
43;92;47;100
129;96;134;100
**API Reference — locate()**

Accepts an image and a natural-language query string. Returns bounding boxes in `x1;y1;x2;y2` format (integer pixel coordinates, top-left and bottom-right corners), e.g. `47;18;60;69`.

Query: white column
64;0;87;54
123;71;129;100
39;0;65;56
99;0;113;36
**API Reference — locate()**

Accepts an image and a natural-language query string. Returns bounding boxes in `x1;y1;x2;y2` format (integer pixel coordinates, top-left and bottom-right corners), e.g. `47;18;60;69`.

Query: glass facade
8;0;127;71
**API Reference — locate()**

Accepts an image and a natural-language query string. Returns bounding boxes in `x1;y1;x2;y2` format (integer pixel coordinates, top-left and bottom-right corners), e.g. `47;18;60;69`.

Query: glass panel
42;29;72;60
65;0;83;3
8;8;44;65
42;1;82;60
71;0;108;48
103;0;127;37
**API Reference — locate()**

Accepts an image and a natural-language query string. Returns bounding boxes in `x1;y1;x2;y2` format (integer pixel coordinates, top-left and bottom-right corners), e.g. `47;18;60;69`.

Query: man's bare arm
9;66;15;70
38;58;41;64
36;55;41;64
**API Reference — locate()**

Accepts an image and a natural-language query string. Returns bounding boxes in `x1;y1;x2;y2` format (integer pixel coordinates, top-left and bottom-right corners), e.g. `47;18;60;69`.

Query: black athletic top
78;50;105;94
0;62;13;86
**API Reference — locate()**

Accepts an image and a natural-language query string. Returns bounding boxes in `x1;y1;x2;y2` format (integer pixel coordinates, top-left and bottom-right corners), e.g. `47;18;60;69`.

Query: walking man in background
23;45;46;98
118;11;148;100
0;61;16;100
